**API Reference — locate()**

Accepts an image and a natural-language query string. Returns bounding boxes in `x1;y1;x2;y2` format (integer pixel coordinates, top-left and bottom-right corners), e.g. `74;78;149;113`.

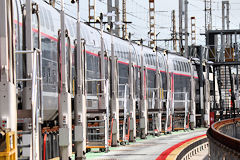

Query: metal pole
74;0;86;159
190;61;196;129
179;0;183;55
165;51;171;133
184;0;189;58
99;14;105;110
199;46;204;126
204;49;210;127
58;0;72;159
235;33;239;112
140;39;147;139
22;0;40;159
122;0;127;38
155;33;162;135
109;23;119;146
128;33;136;142
171;10;177;52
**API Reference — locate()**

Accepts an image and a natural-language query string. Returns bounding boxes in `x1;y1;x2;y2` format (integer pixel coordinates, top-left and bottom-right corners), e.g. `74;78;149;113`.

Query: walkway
86;128;207;160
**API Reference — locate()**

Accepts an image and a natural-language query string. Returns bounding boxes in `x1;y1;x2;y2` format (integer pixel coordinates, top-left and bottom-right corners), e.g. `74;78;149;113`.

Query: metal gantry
107;0;120;36
205;0;212;32
122;0;127;39
148;0;156;48
191;17;196;45
88;0;96;27
171;10;178;52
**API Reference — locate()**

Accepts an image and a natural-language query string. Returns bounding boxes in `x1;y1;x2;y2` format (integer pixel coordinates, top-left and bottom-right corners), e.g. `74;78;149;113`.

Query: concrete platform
86;128;207;160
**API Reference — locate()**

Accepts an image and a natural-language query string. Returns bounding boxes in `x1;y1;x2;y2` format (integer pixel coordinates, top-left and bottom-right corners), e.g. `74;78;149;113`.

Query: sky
54;0;240;50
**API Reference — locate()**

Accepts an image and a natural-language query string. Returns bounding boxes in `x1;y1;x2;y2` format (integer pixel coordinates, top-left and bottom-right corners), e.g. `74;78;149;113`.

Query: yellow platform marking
166;135;207;160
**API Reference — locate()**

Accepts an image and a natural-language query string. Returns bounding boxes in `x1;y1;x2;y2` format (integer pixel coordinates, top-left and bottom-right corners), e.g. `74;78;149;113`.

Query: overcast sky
56;0;240;49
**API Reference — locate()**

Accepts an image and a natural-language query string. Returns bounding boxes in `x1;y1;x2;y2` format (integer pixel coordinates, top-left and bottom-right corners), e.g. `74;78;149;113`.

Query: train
13;0;199;125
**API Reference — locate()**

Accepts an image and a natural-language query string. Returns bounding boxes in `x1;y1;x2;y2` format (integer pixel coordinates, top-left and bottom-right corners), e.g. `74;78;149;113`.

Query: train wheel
100;148;105;152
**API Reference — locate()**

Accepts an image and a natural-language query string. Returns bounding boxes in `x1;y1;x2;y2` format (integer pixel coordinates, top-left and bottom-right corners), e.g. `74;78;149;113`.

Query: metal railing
207;117;240;156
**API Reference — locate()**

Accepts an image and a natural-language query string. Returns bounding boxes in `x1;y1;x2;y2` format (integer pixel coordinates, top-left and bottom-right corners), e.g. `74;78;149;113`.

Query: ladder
16;49;43;160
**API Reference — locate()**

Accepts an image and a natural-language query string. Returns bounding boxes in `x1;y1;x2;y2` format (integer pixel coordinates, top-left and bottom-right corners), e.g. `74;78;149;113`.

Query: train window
47;10;54;32
158;60;161;68
182;62;185;72
149;54;152;65
185;62;187;72
176;61;179;71
184;62;187;72
133;52;136;62
42;7;50;30
173;61;176;70
175;61;178;71
39;7;45;28
150;54;153;65
179;61;183;71
152;55;155;66
71;22;76;36
185;63;188;72
124;47;128;59
158;57;162;68
148;54;151;65
187;63;189;72
152;55;156;66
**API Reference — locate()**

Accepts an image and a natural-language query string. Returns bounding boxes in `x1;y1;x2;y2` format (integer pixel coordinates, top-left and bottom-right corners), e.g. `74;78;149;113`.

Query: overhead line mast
149;0;156;48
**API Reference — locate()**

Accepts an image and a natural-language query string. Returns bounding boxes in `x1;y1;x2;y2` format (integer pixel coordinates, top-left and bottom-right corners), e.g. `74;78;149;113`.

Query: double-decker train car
13;0;199;126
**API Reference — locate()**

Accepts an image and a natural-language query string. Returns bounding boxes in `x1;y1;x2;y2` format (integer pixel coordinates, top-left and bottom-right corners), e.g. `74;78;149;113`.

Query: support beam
155;49;162;135
140;40;148;139
58;1;72;159
190;61;196;129
109;23;119;146
74;1;86;159
128;34;136;142
22;1;41;159
99;14;105;110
